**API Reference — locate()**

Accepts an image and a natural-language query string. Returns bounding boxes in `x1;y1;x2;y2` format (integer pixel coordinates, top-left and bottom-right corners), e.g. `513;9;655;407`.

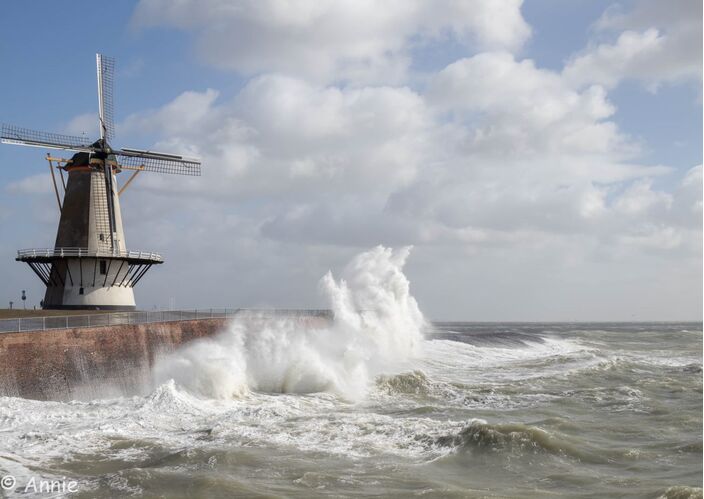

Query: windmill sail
96;54;115;142
1;124;93;152
116;148;201;176
96;54;118;249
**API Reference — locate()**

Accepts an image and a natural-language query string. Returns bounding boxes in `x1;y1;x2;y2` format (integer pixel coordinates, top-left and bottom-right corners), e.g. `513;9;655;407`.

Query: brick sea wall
0;315;330;401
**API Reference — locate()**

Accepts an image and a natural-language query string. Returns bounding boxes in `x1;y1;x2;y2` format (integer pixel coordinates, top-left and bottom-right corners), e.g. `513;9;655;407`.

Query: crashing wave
152;246;426;400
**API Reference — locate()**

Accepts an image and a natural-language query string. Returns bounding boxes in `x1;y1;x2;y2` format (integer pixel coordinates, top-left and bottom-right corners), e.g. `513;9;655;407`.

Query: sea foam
152;246;426;399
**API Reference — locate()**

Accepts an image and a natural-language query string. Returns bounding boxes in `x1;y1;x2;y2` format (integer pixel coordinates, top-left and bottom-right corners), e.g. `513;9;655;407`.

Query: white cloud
115;49;697;265
428;52;630;157
7;174;52;195
7;0;696;320
122;89;220;138
563;0;702;90
120;76;435;202
617;226;684;251
672;164;703;220
613;178;672;215
132;0;531;84
63;112;98;138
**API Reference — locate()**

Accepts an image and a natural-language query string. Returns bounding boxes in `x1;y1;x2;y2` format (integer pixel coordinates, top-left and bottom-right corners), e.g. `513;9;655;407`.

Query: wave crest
433;420;604;463
658;486;703;499
375;370;432;396
152;246;425;400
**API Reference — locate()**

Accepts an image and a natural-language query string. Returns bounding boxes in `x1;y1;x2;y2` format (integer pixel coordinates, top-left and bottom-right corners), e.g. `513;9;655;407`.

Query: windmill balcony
17;247;164;264
16;247;165;307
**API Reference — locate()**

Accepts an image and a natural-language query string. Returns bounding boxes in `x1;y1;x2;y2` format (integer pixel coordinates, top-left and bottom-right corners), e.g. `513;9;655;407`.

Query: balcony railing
17;247;163;262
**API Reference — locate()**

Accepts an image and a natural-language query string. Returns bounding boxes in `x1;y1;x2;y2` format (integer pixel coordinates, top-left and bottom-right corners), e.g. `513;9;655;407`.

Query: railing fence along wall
0;309;332;333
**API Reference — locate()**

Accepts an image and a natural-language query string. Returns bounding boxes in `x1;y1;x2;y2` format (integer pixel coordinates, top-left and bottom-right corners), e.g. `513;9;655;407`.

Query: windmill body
36;152;145;310
3;55;201;310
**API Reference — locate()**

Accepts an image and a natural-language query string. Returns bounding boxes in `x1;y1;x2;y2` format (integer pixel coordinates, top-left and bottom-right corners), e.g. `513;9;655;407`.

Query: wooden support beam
46;154;62;213
118;168;142;196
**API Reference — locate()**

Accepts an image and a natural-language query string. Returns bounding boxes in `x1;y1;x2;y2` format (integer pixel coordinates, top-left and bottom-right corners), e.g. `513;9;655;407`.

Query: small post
65;316;68;329
43;317;46;331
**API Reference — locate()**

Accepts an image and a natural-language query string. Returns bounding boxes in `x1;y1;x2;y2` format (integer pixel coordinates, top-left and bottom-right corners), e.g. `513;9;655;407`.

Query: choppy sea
0;322;701;498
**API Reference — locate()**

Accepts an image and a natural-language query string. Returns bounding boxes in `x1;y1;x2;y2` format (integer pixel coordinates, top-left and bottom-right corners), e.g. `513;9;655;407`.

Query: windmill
1;54;201;310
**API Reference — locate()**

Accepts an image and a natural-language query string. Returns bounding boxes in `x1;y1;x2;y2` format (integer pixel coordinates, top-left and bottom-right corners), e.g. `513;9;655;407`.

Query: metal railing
16;248;163;262
0;309;332;333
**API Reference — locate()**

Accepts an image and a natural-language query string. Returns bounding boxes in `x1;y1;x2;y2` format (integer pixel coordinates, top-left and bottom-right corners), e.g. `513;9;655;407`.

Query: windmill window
79;287;84;295
99;233;105;241
99;260;107;275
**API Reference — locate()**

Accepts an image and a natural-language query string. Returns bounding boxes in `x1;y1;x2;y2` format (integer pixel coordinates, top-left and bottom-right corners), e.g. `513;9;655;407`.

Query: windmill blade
1;123;95;152
96;54;115;142
115;148;201;176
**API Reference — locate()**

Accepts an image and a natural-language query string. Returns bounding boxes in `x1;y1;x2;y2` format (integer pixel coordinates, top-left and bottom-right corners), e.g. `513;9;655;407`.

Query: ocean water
0;248;701;498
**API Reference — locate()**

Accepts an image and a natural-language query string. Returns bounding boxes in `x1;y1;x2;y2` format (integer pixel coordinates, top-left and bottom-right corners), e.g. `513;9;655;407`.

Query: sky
0;0;701;321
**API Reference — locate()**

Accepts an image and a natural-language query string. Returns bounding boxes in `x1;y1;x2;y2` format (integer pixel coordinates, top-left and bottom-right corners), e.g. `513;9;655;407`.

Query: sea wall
0;315;330;401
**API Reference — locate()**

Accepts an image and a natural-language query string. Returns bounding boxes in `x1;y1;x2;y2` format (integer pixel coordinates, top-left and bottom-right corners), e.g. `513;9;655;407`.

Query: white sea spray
152;246;426;399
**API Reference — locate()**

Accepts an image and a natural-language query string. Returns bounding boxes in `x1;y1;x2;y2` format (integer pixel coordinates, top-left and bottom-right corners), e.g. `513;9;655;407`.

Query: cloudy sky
0;0;701;320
